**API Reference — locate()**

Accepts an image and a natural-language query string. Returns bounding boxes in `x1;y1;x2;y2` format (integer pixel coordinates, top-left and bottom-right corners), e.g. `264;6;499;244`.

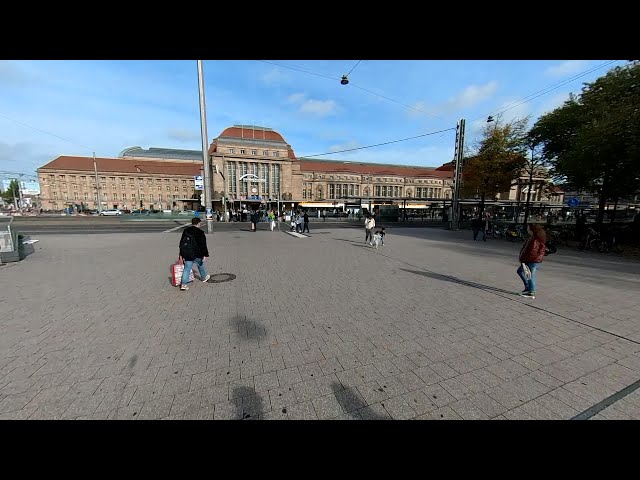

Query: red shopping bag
170;256;195;287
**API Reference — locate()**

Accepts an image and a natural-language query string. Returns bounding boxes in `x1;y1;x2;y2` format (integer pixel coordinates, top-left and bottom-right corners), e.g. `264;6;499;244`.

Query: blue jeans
182;258;206;286
517;262;540;293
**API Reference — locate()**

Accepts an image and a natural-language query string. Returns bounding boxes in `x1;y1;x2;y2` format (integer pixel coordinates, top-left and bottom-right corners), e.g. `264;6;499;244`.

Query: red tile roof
219;126;286;143
299;159;453;178
38;156;202;176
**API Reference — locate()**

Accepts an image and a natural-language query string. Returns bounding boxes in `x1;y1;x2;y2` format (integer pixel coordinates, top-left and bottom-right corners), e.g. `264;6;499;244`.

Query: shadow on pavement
331;382;390;420
230;386;265;420
230;315;268;342
400;268;519;296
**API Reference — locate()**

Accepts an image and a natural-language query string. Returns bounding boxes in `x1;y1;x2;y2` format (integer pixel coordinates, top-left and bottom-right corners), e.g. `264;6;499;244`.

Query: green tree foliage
461;117;529;216
529;61;640;223
0;179;20;203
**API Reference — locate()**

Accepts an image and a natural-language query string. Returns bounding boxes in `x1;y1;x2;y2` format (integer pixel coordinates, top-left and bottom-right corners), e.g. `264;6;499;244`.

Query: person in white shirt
365;215;376;244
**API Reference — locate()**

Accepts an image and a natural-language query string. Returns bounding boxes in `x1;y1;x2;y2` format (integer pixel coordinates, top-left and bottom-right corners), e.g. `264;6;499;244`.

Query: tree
461;117;529;217
0;179;20;206
520;141;550;226
529;61;640;224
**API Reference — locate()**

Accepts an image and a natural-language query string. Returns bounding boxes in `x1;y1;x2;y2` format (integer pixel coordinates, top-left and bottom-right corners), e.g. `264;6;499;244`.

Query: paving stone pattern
1;226;639;420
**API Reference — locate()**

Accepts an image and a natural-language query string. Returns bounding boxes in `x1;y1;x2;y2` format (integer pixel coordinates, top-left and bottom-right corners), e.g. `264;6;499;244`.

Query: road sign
194;175;204;191
568;197;579;207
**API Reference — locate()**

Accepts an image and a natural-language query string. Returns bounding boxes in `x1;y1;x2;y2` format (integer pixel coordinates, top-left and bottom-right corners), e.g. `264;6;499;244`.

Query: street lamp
523;141;536;227
197;60;214;232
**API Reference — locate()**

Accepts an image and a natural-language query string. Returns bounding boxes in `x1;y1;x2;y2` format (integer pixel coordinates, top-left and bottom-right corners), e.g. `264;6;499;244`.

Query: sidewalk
0;226;638;420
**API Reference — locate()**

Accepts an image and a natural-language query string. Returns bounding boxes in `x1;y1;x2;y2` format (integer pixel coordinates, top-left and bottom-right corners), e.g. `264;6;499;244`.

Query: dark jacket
519;235;546;264
250;212;259;223
304;213;309;223
181;225;209;260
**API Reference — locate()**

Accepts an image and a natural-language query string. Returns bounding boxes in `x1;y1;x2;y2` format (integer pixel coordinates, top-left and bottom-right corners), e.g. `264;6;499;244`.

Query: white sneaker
180;285;189;291
202;275;211;283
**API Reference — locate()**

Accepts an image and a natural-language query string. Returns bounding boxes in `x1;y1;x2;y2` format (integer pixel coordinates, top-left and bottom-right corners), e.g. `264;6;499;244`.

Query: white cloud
408;101;429;118
329;140;361;152
299;99;338;117
545;60;589;77
309;144;455;168
426;81;498;118
0;141;59;176
167;128;201;142
448;81;498;110
538;92;571;114
287;92;339;117
287;92;307;104
0;61;34;85
261;67;289;85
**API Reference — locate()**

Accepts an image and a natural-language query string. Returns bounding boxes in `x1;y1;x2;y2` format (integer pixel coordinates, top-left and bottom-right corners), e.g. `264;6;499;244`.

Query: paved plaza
1;223;639;420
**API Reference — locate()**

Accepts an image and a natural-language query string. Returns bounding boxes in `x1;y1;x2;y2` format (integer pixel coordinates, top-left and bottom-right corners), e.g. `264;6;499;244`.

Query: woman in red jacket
517;224;548;299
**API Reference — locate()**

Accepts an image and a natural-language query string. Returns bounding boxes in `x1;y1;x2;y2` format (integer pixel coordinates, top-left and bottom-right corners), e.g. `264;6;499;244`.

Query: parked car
99;209;122;216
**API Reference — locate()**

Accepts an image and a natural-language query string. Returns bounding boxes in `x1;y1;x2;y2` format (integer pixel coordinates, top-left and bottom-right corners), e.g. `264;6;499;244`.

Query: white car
99;209;122;216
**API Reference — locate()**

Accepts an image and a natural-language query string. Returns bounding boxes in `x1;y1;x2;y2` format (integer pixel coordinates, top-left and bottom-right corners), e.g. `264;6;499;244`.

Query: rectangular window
355;185;360;196
81;176;86;180
240;149;245;154
110;177;115;181
140;194;145;200
274;151;279;157
349;184;354;196
122;194;127;199
182;180;187;185
228;148;235;154
73;192;79;199
157;186;161;191
150;194;154;201
131;193;136;199
174;186;179;191
375;186;381;196
173;194;179;199
251;150;257;155
166;186;170;192
158;194;162;201
263;151;268;156
83;193;88;200
329;184;335;199
112;194;117;201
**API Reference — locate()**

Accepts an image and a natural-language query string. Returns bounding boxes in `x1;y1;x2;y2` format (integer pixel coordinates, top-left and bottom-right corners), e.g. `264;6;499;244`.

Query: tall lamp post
523;141;536;227
197;60;214;233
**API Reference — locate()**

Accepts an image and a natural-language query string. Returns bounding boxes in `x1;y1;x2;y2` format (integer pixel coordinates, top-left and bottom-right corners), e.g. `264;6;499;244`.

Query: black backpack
179;230;197;259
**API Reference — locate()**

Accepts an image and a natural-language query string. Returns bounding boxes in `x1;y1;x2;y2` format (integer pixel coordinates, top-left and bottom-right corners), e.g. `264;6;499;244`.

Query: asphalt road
6;216;366;235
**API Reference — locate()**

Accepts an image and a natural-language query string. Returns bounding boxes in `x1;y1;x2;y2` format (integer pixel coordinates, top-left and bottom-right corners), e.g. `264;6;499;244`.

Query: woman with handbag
517;224;548;299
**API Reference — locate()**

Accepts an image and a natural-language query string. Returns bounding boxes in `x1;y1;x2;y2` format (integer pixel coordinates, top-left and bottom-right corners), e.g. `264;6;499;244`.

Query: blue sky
0;59;621;180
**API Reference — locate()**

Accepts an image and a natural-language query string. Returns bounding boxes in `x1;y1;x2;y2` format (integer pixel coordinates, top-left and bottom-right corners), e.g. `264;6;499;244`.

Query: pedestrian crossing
285;231;308;238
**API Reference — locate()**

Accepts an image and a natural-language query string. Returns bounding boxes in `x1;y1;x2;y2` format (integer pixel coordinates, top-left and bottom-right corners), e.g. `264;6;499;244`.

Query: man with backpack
179;217;210;291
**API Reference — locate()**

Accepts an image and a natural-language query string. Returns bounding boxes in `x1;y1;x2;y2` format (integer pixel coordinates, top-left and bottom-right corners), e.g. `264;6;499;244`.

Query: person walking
296;211;303;233
250;210;259;232
365;215;375;245
178;217;210;291
517;224;548;299
471;217;481;241
302;211;310;233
